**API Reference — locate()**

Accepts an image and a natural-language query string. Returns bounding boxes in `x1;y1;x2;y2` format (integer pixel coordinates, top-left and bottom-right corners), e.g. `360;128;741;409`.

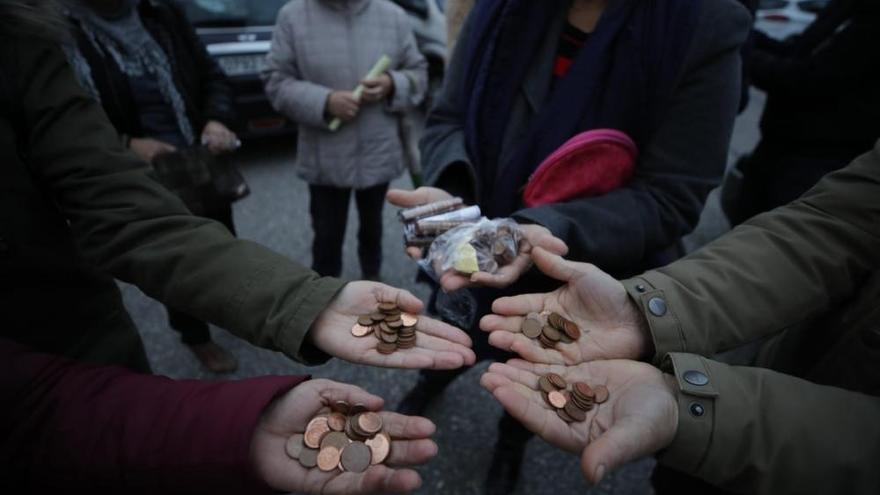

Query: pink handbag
523;129;638;208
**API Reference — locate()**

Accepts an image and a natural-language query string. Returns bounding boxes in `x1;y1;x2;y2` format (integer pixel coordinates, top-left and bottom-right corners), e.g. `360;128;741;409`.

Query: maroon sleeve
0;339;306;494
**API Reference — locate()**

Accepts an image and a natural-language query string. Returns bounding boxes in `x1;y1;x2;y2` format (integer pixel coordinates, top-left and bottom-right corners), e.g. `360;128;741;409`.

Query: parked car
174;0;447;139
755;0;828;39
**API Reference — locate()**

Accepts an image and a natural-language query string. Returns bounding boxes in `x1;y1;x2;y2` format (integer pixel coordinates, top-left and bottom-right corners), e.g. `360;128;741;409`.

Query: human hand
360;73;394;103
251;379;438;494
480;359;678;484
201;120;240;155
386;187;455;259
326;91;361;122
129;137;177;162
480;247;651;364
309;281;476;369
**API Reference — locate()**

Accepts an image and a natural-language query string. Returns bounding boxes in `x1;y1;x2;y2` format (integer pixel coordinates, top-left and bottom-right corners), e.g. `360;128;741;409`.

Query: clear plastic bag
419;218;522;278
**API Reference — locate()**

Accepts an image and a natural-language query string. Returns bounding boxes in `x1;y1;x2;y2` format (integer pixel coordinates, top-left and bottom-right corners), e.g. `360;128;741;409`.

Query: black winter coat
68;0;237;138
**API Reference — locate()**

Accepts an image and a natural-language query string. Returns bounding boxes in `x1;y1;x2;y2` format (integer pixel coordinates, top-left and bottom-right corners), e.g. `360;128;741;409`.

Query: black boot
485;412;532;495
396;368;462;416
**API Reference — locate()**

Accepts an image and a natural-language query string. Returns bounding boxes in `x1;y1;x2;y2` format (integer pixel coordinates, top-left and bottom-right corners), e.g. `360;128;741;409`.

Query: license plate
218;54;267;76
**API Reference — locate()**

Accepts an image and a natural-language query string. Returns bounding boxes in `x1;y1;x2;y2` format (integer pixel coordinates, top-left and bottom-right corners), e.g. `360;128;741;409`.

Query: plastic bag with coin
419;217;522;278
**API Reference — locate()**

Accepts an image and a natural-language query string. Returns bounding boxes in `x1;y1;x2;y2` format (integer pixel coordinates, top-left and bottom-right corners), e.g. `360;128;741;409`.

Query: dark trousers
167;202;236;346
308;182;389;278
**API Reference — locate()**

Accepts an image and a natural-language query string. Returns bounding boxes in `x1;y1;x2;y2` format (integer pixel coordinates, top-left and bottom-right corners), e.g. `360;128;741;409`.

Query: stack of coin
285;401;393;473
521;311;582;349
538;373;609;423
351;302;419;354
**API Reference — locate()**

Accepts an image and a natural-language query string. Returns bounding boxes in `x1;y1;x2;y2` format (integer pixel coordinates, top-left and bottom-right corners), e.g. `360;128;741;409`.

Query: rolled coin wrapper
398;197;464;222
329;55;393;132
417;205;482;224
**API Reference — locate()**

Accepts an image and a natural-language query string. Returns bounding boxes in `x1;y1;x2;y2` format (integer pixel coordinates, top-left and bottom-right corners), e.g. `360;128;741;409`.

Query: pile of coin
351;302;418;354
521;311;582;349
538;372;609;423
398;197;482;247
285;401;393;473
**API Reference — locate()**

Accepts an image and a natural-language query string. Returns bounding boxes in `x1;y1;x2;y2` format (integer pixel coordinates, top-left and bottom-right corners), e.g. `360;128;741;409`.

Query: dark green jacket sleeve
659;353;880;495
18;40;343;363
622;140;880;363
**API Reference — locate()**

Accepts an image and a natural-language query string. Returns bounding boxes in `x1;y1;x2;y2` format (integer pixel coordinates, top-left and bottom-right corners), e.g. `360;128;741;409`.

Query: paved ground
120;90;764;495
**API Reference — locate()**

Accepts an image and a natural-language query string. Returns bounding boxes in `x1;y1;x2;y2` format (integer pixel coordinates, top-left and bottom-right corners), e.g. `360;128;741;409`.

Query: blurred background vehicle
173;0;447;140
755;0;829;38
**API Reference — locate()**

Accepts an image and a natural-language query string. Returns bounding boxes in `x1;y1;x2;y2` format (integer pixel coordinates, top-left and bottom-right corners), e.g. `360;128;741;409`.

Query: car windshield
174;0;288;27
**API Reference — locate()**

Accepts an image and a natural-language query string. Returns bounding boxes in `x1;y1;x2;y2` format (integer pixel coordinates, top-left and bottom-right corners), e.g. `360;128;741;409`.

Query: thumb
529;230;569;256
580;420;646;485
531;247;590;283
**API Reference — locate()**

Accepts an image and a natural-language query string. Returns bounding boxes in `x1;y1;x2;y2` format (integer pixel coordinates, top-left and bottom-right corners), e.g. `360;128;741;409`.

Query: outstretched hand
251;379;438;494
480;359;678;484
480;248;651;365
309;281;476;369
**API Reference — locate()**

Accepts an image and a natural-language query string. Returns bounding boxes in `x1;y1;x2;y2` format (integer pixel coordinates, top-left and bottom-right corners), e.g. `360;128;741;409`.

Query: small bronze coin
327;412;347;432
398;327;416;337
556;407;576;423
384;312;401;322
547;390;567;409
370;312;386;322
285;433;305;460
548;312;566;330
351;324;372;337
538;376;557;394
522;313;543;339
378;302;398;313
386;318;404;329
593;385;609;404
538;333;555;348
397;340;416;350
365;431;391;465
558;332;573;344
546;373;567;390
358;412;383;435
400;313;419;327
542;325;562;342
340;442;373;473
321;431;351;451
564;400;587;422
379;331;398;344
345;418;368;442
350;403;368;415
304;416;331;449
379;321;396;334
332;401;351;415
299;447;319;468
357;315;375;326
574;382;595;400
377;342;397;354
563;319;582;340
317;446;341;472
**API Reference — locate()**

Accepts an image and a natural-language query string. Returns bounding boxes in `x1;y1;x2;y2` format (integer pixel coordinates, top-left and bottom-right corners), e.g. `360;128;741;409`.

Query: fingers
378;411;436;439
321;465;423;494
313;379;385;412
531;247;592;283
439;272;473;292
469;252;531;288
385;187;450;207
373;284;424;316
415;315;473;348
486;330;566;365
487;362;539;389
405;246;424;260
581;422;641;485
490;293;546;316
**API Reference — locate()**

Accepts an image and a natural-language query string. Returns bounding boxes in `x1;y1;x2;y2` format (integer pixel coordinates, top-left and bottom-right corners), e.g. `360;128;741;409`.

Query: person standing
61;0;242;372
264;0;428;281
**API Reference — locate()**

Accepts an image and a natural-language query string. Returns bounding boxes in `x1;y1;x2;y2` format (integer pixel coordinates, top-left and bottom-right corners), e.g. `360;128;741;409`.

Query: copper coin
547;390;567;409
564;400;587;422
397;340;416;349
542;325;562;342
340;441;373;473
538;376;557;394
357;412;383;435
387;319;404;329
327;412;347;432
357;315;375;326
350;403;368;415
522;314;543;339
345;417;368;442
379;321;396;334
384;312;401;322
538;333;555;348
400;313;419;327
593;385;609;404
556;407;575;423
321;431;351;451
351;323;372;337
378;302;398;313
548;312;565;330
304;416;331;449
332;401;351;415
285;433;305;460
370;312;386;322
379;331;398;344
299;447;319;468
558;332;573;344
574;382;595;400
317;446;341;472
398;327;416;337
365;431;391;465
546;373;567;390
563;319;582;340
571;394;594;412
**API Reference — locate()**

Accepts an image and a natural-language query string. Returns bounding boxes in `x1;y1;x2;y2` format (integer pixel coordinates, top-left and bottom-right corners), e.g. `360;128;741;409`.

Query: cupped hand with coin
309;281;476;369
480;359;678;484
251;378;438;494
386;187;569;291
480;247;652;365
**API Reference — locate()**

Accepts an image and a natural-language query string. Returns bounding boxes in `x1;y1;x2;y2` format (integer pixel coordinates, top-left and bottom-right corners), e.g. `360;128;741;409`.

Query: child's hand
361;74;394;103
326;91;360;122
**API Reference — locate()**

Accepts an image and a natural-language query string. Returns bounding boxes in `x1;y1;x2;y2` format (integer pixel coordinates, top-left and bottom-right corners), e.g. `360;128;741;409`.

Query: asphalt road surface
120;90;764;495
